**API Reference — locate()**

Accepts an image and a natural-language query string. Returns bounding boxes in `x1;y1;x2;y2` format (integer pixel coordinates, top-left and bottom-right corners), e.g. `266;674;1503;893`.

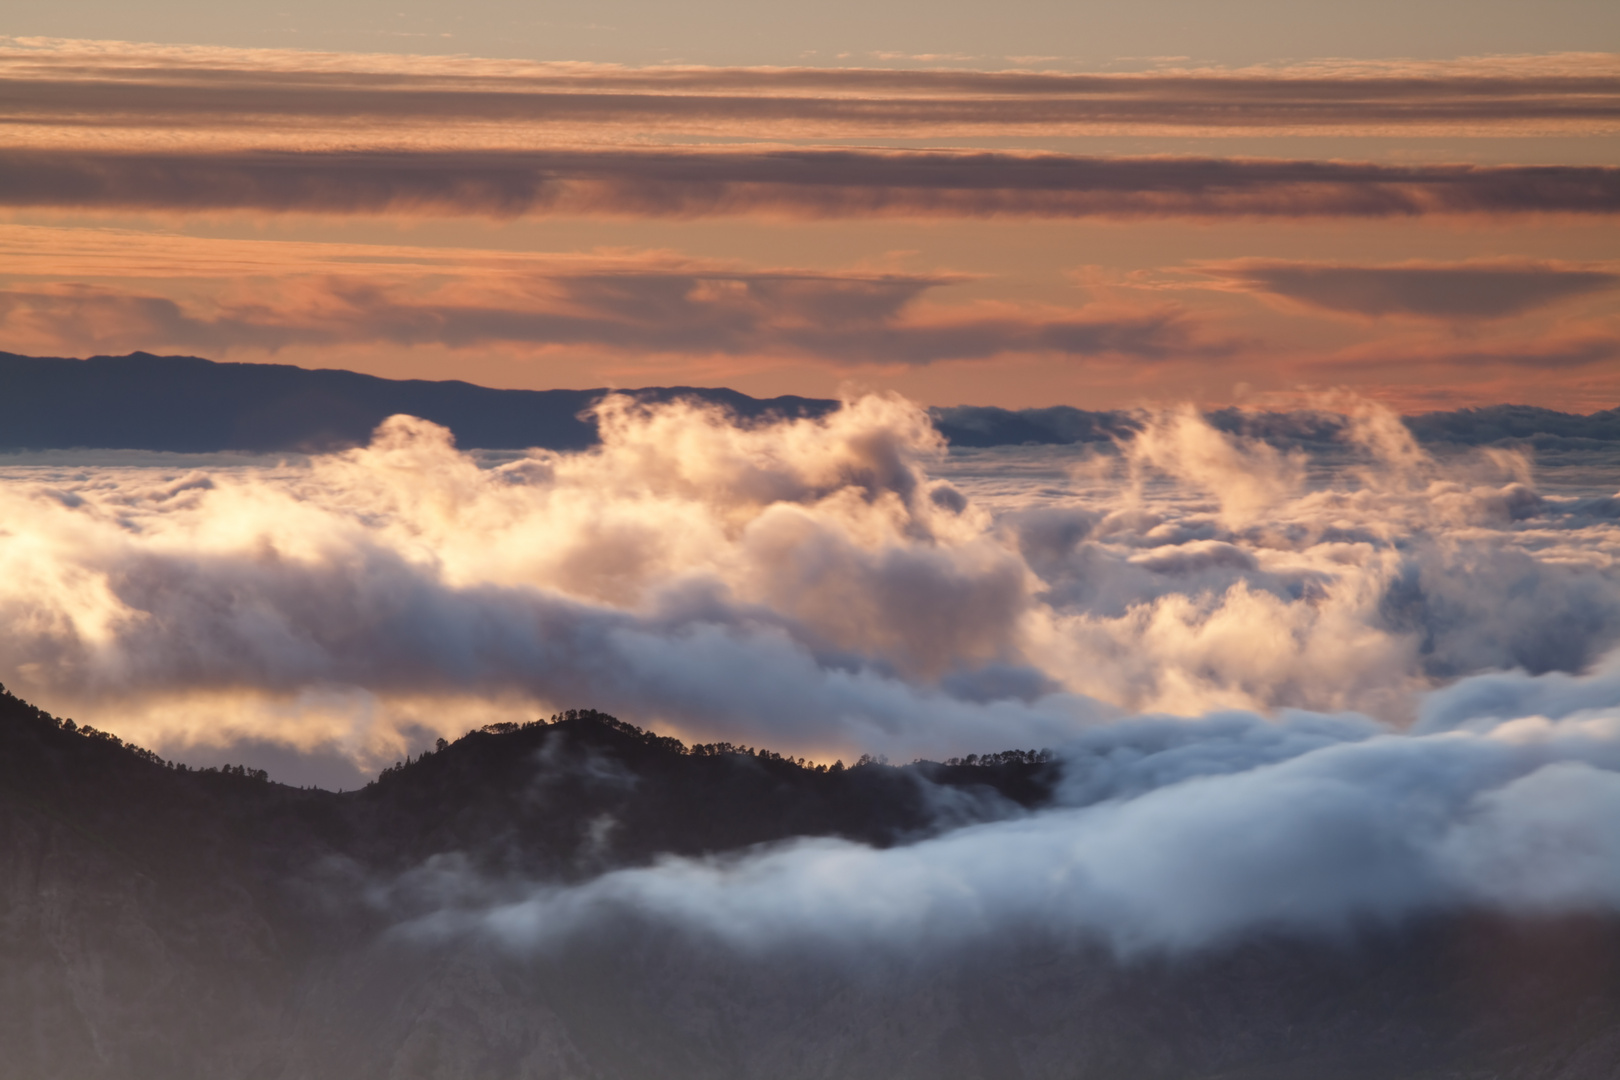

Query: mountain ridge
3;682;1619;1079
0;351;838;454
3;351;1619;454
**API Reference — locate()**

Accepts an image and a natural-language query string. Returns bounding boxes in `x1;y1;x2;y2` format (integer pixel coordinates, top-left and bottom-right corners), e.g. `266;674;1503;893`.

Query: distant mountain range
0;351;834;454
2;683;1617;1080
3;351;1619;453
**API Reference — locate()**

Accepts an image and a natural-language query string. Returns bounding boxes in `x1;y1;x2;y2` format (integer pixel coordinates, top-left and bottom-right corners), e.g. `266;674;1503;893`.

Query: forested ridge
2;684;1619;1080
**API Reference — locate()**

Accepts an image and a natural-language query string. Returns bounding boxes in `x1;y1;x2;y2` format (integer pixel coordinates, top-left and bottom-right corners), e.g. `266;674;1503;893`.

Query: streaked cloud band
5;40;1617;139
4;148;1617;219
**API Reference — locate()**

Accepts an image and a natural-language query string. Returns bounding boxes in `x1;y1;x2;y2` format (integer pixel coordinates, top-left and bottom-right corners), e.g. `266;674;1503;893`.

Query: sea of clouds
3;394;1620;949
397;701;1618;957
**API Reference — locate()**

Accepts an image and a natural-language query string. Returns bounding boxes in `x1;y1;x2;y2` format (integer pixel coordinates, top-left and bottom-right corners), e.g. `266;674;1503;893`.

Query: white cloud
411;689;1620;955
0;393;1616;782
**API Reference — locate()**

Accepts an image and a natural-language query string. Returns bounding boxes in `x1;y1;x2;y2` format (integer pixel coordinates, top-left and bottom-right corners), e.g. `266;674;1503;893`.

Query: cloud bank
429;697;1620;956
3;394;1620;954
2;394;1617;780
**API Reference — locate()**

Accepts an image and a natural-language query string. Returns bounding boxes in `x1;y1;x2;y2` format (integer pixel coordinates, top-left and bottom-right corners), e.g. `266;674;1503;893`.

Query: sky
2;2;1618;411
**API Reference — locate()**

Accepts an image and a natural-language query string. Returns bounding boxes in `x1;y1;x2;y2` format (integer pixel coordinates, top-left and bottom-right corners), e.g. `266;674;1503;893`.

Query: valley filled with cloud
3;398;1620;958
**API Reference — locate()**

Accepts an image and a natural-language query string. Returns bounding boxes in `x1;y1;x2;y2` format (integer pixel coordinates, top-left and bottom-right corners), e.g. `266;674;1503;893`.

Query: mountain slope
2;685;1618;1080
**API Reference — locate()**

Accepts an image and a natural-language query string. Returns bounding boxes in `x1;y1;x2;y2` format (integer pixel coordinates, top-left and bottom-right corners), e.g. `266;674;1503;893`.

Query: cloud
1120;405;1307;527
0;224;1213;367
0;398;1102;768
0;273;1203;365
2;393;1617;784
2;148;1615;220
3;39;1616;141
411;689;1620;957
1321;332;1620;372
1208;260;1620;320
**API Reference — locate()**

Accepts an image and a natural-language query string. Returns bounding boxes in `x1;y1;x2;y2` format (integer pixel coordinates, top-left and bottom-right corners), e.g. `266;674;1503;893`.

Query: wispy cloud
0;228;1208;364
1321;332;1620;371
444;705;1620;956
1204;260;1620;319
4;39;1616;142
0;274;1203;365
3;147;1615;220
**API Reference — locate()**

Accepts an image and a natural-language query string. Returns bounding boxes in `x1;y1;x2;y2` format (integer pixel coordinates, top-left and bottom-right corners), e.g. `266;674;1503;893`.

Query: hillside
2;684;1618;1079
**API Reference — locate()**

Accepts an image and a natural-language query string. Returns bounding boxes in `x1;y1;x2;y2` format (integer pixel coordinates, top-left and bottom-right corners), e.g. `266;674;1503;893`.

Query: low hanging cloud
2;392;1618;784
1208;259;1620;319
0;397;1103;771
426;696;1620;957
2;148;1616;220
6;392;1620;953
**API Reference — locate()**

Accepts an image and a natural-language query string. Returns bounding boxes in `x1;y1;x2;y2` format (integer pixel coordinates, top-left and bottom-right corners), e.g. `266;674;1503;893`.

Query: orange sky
2;32;1618;412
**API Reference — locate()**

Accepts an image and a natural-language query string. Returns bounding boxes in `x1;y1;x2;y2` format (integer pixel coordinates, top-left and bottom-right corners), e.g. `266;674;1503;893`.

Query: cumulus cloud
2;148;1616;220
2;392;1618;783
0;397;1099;768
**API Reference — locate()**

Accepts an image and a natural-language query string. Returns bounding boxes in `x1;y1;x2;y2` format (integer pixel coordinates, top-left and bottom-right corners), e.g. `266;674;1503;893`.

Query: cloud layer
5;148;1616;220
1207;260;1620;320
0;268;1197;364
436;698;1620;956
2;395;1617;780
5;39;1616;142
4;395;1620;952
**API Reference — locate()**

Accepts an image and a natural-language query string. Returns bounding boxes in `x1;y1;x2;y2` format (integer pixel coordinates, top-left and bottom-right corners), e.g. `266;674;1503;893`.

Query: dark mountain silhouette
0;352;837;453
3;684;1617;1079
1403;404;1620;447
3;351;1618;454
937;402;1620;449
